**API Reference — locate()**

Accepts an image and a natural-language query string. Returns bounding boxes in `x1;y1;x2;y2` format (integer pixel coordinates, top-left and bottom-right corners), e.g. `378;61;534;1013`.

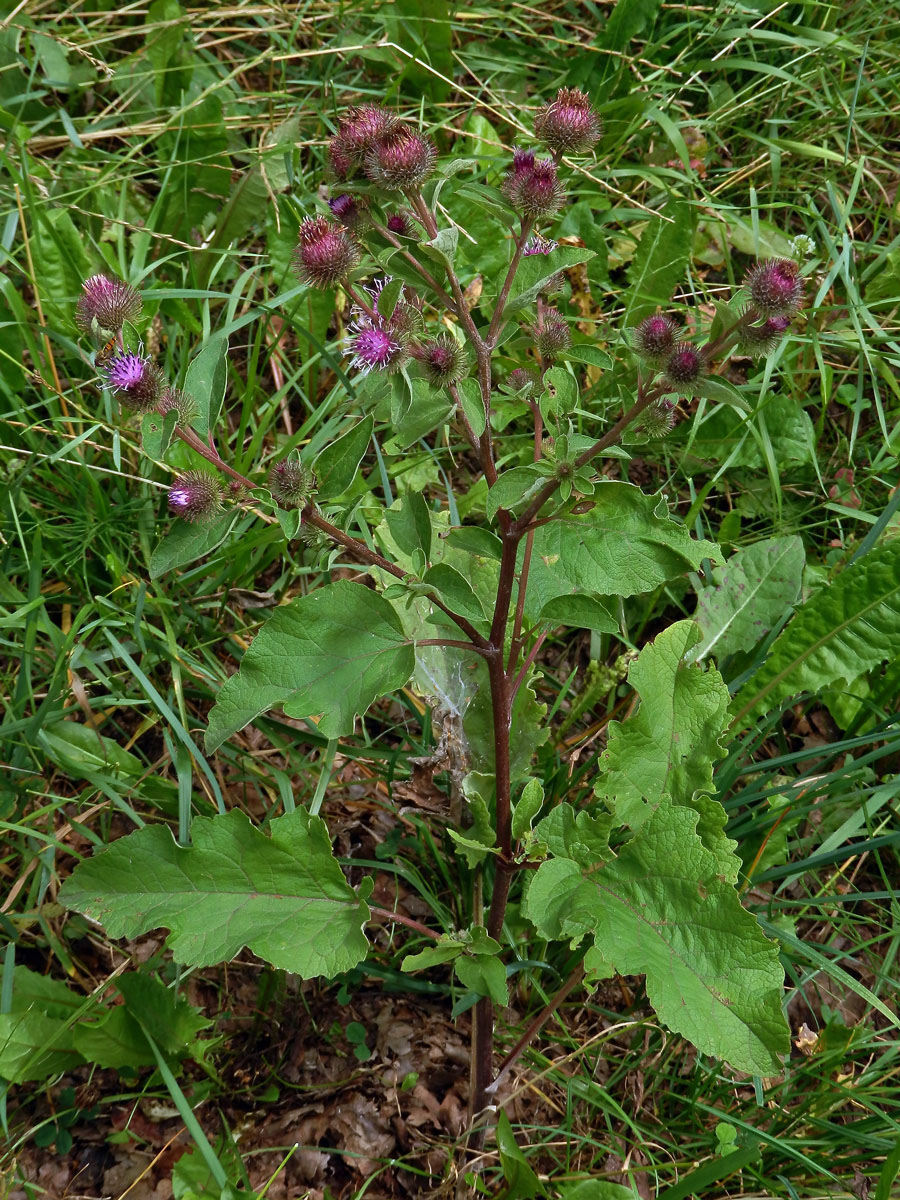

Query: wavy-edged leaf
205;580;414;749
731;539;900;728
60;809;371;978
691;535;805;662
525;482;721;610
524;801;788;1075
594;621;736;877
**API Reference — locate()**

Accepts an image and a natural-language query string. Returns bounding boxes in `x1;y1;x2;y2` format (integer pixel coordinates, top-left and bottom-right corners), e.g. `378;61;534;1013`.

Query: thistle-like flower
75;274;142;334
365;128;436;191
744;258;803;317
662;343;705;393
738;314;791;358
533;309;571;359
632;314;678;364
330;105;398;177
293;215;359;289
328;193;368;231
344;280;415;375
523;234;559;256
158;386;197;426
420;334;468;388
534;88;602;155
103;350;163;411
167;470;224;523
268;459;316;509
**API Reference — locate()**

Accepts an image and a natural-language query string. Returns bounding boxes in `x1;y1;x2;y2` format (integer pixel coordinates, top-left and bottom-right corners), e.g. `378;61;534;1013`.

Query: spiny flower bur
268;459;316;509
329;105;398;177
104;350;163;411
421;334;467;387
533;309;571;359
640;398;677;438
507;367;542;397
504;154;564;219
738;314;791;358
328;193;368;231
365;128;436;191
158;386;197;427
167;470;224;523
745;258;803;317
633;314;678;365
662;343;705;394
534;87;602;155
75;274;142;335
293;215;359;289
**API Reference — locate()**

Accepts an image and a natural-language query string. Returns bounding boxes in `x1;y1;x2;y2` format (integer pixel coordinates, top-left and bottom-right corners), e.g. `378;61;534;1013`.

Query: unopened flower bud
640;397;677;438
507;367;541;397
504;153;564;219
365;128;437;191
268;459;315;509
104;350;163;411
328;193;368;230
158;386;197;426
167;470;224;523
633;314;678;364
386;212;414;237
745;258;803;316
738;314;791;358
75;274;142;334
293;215;359;289
534;309;570;358
331;105;398;175
421;334;467;388
534;88;602;155
662;343;704;393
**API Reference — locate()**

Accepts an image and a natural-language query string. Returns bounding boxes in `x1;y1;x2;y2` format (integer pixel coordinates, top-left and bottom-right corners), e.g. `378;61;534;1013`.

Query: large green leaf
205;580;415;749
624;197;695;324
525;483;721;610
594;622;736;876
690;536;805;662
313;414;374;498
149;511;240;579
731;539;900;728
506;246;596;314
60;809;371;978
524;801;788;1076
184;337;228;439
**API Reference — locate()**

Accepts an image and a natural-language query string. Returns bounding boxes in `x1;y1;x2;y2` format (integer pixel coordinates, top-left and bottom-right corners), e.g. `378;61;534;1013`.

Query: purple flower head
75;273;142;334
662;343;705;393
745;258;803;317
167;470;224;523
365;128;436;191
344;278;416;374
739;313;791;358
421;333;467;388
269;459;315;509
535;88;602;155
103;349;163;411
533;309;570;359
328;193;367;230
633;314;678;364
523;234;559;256
293;215;359;289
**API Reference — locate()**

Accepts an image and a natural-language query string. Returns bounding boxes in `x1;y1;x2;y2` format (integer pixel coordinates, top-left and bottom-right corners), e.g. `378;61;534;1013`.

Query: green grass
1;0;899;1197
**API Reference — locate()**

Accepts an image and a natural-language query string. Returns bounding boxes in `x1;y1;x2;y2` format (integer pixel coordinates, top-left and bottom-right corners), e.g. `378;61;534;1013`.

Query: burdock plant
61;87;807;1173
